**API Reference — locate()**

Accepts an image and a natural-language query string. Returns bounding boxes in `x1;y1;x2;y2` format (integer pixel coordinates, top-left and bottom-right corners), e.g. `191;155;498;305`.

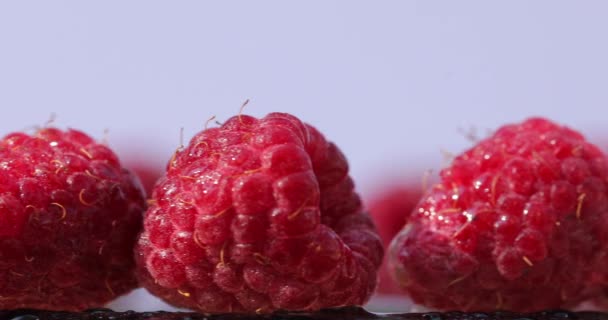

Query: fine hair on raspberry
0;127;146;310
135;112;383;313
389;117;608;311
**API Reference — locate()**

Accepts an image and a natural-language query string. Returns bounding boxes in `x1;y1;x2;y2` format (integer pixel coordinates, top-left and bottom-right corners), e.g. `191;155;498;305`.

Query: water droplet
11;315;39;320
85;308;112;314
548;310;571;318
472;313;489;319
423;313;444;320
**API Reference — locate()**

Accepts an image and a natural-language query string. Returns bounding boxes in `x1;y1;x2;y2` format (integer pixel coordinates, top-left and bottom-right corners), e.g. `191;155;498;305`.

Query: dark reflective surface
0;308;606;320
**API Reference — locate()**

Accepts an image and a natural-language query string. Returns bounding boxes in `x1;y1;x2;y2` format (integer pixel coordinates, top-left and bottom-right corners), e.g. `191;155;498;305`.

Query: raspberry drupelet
388;118;608;311
0;127;146;310
135;112;383;313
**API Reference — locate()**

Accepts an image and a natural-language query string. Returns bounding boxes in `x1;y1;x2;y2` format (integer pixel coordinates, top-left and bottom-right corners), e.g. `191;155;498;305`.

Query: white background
1;1;607;312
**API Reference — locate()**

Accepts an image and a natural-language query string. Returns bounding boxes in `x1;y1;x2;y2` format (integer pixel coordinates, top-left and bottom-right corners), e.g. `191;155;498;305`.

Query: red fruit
368;184;422;294
388;118;608;311
129;163;162;197
135;113;383;313
0;127;146;310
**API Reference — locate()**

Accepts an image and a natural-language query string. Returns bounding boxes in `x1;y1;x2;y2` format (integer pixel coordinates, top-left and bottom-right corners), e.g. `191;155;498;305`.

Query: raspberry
135;112;383;313
0;127;146;310
129;164;162;197
367;184;422;294
388;118;608;311
122;150;163;197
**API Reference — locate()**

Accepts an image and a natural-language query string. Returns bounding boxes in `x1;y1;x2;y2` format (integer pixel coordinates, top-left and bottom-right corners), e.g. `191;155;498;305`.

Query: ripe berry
135;112;383;313
128;163;162;197
367;184;422;294
388;118;608;311
0;127;146;310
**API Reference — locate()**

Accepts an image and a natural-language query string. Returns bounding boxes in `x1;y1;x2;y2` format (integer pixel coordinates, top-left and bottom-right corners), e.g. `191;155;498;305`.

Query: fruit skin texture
388;118;608;311
136;113;383;313
368;185;421;294
0;127;146;310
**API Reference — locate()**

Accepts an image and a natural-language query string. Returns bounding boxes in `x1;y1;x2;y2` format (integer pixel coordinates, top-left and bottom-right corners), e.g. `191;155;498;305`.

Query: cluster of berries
0;113;606;313
0;113;381;313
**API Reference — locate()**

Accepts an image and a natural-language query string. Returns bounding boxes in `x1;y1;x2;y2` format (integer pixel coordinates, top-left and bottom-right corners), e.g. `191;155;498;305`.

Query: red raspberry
388;118;608;311
129;163;162;197
135;112;383;313
0;127;146;310
122;149;164;197
368;184;422;294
